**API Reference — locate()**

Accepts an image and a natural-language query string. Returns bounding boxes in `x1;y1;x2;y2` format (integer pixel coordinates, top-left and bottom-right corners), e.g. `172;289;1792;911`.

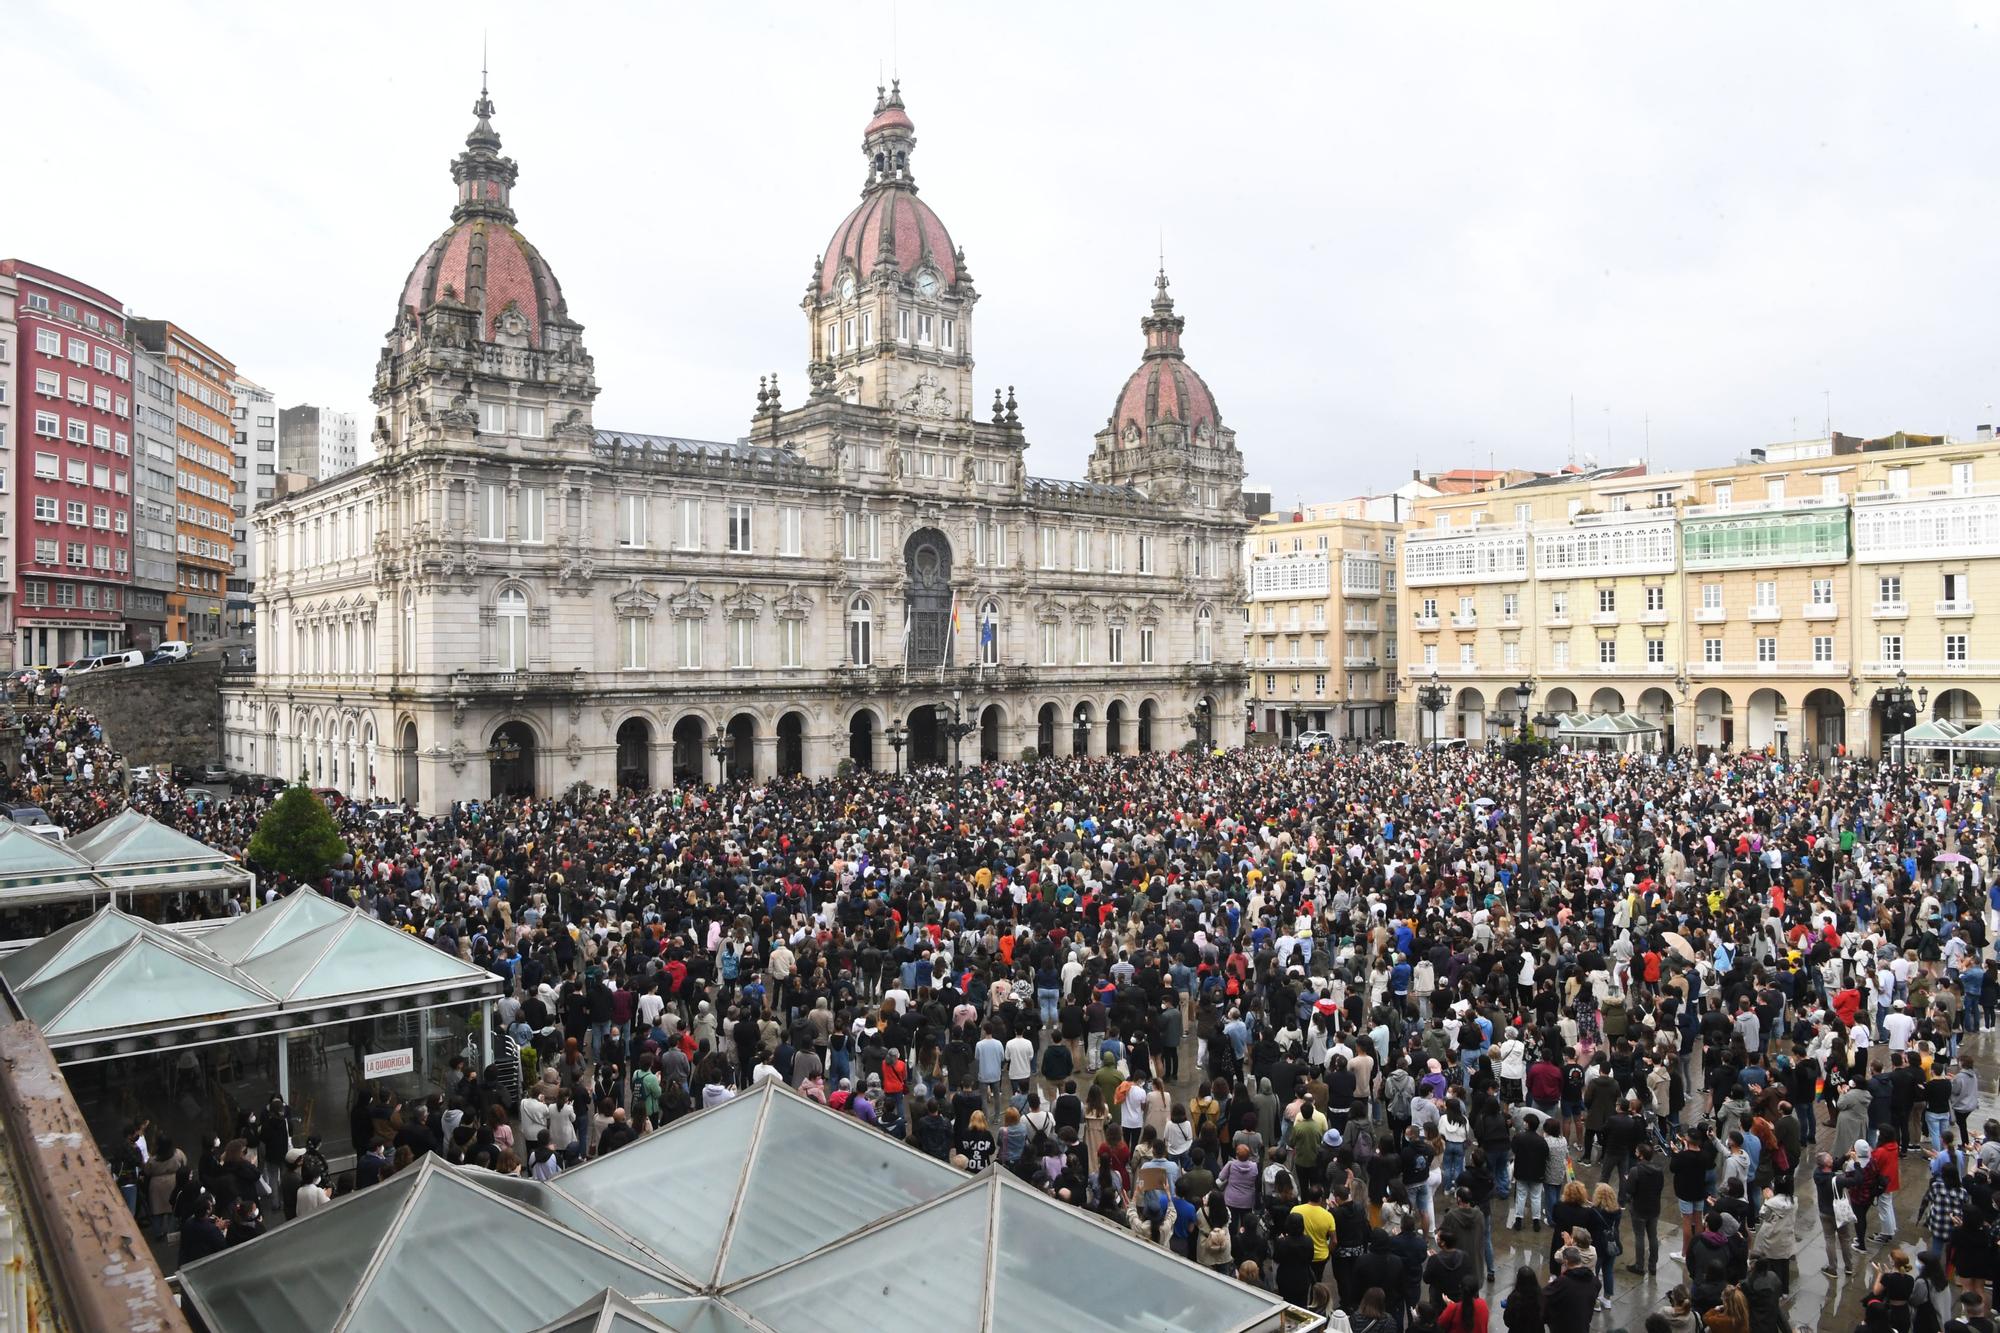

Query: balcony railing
1864;658;1999;674
1803;603;1839;621
1545;612;1570;627
1704;658;1849;675
451;668;585;693
1413;615;1440;631
1450;613;1478;628
1938;598;1976;617
1344;655;1380;669
1748;605;1781;622
1694;606;1726;623
1855;479;2000;504
1589;610;1619;626
1872;601;1909;619
1682;492;1847;518
1343;618;1378;632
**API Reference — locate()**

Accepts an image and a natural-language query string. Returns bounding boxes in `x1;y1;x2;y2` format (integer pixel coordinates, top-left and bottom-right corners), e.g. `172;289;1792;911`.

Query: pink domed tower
1088;268;1243;509
803;81;977;420
373;76;598;462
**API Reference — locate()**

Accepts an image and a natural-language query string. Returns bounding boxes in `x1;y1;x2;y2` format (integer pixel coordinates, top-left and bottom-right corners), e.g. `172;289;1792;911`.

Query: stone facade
66;658;224;771
221;81;1250;810
1396;435;2000;759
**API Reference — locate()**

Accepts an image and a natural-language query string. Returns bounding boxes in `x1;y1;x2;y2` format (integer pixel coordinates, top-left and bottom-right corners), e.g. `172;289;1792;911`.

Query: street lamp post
939;690;977;768
1503;677;1557;895
1416;669;1449;779
1875;667;1926;805
709;736;732;786
886;721;909;774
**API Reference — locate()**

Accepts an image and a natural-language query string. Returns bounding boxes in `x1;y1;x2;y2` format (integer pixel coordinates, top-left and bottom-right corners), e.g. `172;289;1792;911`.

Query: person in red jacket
1868;1130;1902;1241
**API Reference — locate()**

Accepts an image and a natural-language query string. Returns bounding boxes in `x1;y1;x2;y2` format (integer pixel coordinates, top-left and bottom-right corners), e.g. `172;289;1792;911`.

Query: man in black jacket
1543;1246;1601;1333
1624;1140;1666;1276
1510;1113;1550;1230
1422;1228;1475;1309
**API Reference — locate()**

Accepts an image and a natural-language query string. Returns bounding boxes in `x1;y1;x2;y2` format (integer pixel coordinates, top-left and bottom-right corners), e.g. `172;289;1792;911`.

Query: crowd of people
15;687;2000;1331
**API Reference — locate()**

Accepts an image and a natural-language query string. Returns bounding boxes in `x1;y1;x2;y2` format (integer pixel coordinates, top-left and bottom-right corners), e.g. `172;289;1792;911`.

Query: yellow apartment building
1244;504;1401;742
1396;433;2000;759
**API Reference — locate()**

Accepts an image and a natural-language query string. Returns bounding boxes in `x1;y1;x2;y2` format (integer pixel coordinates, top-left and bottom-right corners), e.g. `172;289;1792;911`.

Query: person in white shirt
1882;999;1917;1051
1004;1032;1036;1098
294;1164;331;1218
1120;1080;1150;1146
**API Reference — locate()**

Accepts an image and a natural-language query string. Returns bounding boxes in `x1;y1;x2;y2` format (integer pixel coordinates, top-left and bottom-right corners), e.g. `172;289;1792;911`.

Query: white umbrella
1662;931;1698;963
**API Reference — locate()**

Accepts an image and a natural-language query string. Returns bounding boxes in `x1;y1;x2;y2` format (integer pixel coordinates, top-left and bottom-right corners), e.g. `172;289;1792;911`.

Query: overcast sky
12;2;2000;502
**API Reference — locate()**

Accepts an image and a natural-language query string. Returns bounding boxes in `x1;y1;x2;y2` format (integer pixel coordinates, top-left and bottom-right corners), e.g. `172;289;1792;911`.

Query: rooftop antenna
1568;394;1577;468
481;32;488;95
1823;389;1831;440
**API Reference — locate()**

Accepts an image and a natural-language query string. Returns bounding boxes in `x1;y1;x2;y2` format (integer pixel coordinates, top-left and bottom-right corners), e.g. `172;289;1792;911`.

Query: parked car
151;641;190;662
1296;730;1334;750
128;764;158;785
361;801;405;822
0;805;64;842
201;764;229;784
231;773;286;799
310;787;347;810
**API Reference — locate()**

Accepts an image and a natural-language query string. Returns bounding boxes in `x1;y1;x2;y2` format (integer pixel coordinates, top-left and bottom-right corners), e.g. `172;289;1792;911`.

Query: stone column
752;735;778;782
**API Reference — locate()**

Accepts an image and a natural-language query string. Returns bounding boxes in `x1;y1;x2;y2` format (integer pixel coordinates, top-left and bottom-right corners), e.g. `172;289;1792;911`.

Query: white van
68;650;145;675
150;641;190;662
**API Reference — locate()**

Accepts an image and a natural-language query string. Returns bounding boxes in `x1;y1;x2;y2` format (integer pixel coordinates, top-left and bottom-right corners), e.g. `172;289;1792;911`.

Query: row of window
30;370;130;417
30;497;126;532
31;413;131;454
1419;634;1856;669
22;292;122;341
1420;573;1968;621
30;327;129;379
30;452;128;492
1037;528;1173;576
825;310;957;355
20;580;118;610
28;540;125;573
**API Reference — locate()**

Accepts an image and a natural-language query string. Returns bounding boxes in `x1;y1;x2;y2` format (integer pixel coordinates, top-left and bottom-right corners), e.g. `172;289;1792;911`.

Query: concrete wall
62;658;222;769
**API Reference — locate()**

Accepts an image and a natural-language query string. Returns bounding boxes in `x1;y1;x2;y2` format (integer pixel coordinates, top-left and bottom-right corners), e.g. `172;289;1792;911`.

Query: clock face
915;270;939;297
838;276;856;301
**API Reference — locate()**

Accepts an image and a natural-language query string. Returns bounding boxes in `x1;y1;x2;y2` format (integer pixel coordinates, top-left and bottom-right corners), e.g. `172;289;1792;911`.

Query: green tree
246;784;347;886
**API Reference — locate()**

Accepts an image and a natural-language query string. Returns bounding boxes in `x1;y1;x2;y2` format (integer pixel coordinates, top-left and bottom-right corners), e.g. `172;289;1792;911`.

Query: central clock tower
802;82;978;420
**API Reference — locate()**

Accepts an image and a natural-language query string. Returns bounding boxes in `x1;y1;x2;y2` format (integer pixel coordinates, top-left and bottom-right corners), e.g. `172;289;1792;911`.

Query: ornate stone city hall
222;81;1250;809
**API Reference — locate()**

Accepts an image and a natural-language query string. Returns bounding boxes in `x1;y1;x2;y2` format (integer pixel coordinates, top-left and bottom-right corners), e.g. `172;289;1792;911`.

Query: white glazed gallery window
677;619;702;670
478;483;506;542
517;487;545;544
727;503;752;554
847;596;873;666
497;587;527;670
730;618;754;669
780;619;802;669
778;506;801;556
1139;625;1156;664
623;618;647;670
480;402;507;434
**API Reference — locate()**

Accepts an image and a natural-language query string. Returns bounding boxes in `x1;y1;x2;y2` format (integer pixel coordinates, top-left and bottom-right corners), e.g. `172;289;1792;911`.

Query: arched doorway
776;712;805;777
1138;699;1156;753
489;722;536;798
907;705;942;768
1545;687;1578;716
615;718;652;790
1695;688;1733;753
848;711;876;771
1036;703;1058;758
1589;687;1624;716
1636;688;1673;752
1071;702;1094;756
671;717;705;786
1934;688;1981;726
1746;688;1787;752
1454;688;1486;742
1104;701;1126;755
979;704;1003;762
399;721;418;803
1804;687;1848;760
725;713;756;782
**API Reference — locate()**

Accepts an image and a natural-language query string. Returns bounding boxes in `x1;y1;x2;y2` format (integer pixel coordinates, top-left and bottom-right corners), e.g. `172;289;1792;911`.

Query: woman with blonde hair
1702;1284;1749;1333
1589;1180;1624;1311
1082;1084;1111;1164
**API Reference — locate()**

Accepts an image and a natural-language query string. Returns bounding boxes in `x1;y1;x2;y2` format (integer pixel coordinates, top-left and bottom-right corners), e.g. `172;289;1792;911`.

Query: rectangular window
619;494;646;548
1944;571;1969;603
478;482;505;541
1704;637;1722;664
1040;621;1057;666
917;313;933;344
67;339;86;364
1598;638;1617;664
33;412;57;438
896;309;910;341
1075;624;1091;666
623;618;647;670
1107;625;1124;665
1647;638;1665;664
67;377;87;403
480;402;506;434
779;506;801;556
32;498;55;521
1502;592;1519;619
727;502;752;554
859;311;871;344
1754;580;1776;608
517;405;544;439
1597;587;1615;614
517;486;545;544
1810;577;1833;605
1424;643;1440;667
1460;642;1476;666
1947;633;1969;663
1503;641;1520;667
33;370;58;396
677;618;701;670
1645;585;1665;612
1813;635;1834;663
34;330;58;354
1040;527;1056;569
677;497;700;550
1712;482;1733;509
942;318;955;350
1106;534;1123;574
1702;583;1722;610
1138;535;1154;574
1756;636;1777;663
32;540;54;565
65;501;84;525
1140;625;1156;664
65;459;84;484
1879;574;1902;604
66;419;85;444
730;618;754;669
1550;590;1568;618
1073;531;1089;572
